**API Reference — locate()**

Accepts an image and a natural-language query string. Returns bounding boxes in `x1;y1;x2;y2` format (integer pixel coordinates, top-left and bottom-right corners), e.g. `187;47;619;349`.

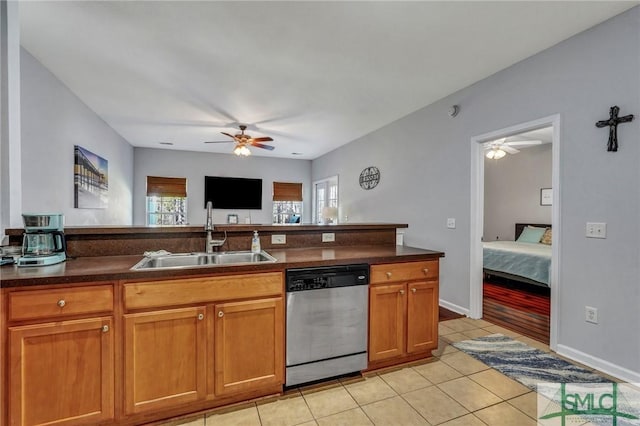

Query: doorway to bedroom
470;115;560;350
483;127;552;343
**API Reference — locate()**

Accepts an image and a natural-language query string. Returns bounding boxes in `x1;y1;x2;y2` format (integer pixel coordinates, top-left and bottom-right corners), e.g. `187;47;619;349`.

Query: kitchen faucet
205;201;226;253
205;201;214;253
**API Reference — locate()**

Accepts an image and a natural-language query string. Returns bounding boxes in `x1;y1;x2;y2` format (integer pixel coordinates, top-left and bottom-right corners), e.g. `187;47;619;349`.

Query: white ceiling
19;1;637;160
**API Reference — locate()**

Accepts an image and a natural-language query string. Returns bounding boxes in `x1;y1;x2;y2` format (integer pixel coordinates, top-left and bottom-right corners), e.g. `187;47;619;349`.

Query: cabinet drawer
371;261;438;283
124;272;283;310
8;285;114;322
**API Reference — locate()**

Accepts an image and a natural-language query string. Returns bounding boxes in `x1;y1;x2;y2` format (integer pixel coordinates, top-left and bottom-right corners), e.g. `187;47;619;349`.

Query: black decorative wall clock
359;166;380;190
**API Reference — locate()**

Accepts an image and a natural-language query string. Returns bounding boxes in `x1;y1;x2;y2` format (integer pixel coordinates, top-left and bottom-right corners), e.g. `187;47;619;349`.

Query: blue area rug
453;334;611;390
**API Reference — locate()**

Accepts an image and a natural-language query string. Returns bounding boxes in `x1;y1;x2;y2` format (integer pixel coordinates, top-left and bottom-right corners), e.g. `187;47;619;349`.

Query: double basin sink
132;250;277;271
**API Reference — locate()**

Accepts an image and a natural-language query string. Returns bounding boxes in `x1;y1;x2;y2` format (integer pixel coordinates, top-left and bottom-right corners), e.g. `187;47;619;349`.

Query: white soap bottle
251;230;261;253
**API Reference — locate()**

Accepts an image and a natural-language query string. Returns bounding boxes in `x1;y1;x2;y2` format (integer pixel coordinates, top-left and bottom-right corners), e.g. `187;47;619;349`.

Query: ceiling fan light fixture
486;148;506;160
206;124;274;155
234;144;251;156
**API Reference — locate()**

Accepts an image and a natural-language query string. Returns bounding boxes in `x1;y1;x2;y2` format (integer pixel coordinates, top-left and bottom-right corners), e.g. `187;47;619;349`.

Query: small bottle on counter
251;230;261;253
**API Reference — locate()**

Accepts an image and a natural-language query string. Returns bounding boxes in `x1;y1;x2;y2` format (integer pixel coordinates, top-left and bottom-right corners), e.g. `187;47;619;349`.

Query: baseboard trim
556;344;640;383
439;299;469;317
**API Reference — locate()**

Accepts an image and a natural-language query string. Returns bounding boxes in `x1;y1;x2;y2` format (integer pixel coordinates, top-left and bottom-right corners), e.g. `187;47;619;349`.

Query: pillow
517;226;546;243
540;228;552;245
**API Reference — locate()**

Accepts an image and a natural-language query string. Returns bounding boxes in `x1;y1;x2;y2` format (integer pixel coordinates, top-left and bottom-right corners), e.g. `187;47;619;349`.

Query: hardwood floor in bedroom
439;306;464;321
482;278;550;343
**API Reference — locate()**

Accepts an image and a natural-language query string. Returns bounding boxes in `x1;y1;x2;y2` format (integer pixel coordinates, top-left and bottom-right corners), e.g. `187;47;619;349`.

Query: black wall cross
595;105;634;152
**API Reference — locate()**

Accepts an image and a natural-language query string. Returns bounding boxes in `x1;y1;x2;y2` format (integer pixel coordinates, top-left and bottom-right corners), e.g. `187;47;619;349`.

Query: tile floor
159;318;607;426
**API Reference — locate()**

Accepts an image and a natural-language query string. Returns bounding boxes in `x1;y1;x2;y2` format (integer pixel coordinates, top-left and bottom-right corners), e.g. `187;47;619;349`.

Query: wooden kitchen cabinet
406;280;439;353
369;261;439;368
123;307;207;415
368;283;405;361
214;297;284;396
122;271;284;417
6;284;115;426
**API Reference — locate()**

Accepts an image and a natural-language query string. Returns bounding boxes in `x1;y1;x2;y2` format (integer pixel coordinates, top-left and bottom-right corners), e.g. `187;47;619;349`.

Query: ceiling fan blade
251;142;275;151
502;146;520;154
504;140;543;146
221;132;237;139
251;137;274;142
204;140;234;144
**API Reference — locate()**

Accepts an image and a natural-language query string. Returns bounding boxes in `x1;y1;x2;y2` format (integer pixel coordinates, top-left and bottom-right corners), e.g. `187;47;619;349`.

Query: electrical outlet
585;306;598;324
447;218;456;229
322;233;335;242
271;234;286;245
586;222;606;239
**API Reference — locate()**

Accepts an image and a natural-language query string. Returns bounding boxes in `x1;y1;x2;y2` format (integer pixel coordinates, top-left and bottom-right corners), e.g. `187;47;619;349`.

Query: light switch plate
322;233;335;242
586;222;606;239
447;218;456;229
271;234;286;245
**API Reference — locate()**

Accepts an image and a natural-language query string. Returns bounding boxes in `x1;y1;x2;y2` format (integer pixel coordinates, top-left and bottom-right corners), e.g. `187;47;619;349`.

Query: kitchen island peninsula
1;223;444;426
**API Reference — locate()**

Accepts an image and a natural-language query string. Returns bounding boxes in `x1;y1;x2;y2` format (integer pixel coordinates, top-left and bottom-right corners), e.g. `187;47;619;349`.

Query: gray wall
20;49;134;225
133;147;312;226
312;8;639;377
484;143;552;241
20;47;312;228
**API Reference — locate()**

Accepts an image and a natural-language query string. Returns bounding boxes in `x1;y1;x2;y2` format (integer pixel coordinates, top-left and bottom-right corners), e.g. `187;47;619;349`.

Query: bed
483;223;552;287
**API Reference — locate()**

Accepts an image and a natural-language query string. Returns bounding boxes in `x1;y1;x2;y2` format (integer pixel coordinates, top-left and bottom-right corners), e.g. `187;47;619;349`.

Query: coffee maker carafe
17;213;66;267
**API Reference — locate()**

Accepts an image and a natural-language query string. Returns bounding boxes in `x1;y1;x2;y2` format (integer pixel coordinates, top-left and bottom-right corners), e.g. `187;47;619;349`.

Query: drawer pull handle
386;272;392;279
197;313;204;321
423;268;429;275
218;311;224;318
399;289;405;295
412;288;417;293
102;325;109;333
57;299;66;308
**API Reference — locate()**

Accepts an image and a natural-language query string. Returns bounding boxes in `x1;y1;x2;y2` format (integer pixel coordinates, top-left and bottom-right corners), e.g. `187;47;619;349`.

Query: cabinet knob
423;268;429;275
197;313;204;321
57;299;66;308
218;311;224;318
399;289;405;295
102;325;109;333
412;288;417;293
386;272;392;279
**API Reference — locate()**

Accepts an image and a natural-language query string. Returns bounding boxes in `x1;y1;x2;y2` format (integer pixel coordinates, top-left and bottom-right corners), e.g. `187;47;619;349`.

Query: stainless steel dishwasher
285;264;369;387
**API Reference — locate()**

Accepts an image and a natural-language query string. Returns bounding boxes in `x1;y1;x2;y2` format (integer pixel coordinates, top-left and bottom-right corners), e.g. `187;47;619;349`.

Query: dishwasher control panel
285;264;369;292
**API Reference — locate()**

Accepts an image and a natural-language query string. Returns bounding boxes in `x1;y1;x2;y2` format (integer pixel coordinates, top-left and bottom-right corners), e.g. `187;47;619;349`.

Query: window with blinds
146;176;187;226
272;182;303;224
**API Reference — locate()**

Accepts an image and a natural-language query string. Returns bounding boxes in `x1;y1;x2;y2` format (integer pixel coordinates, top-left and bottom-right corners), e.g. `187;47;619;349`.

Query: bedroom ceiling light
486;148;506;159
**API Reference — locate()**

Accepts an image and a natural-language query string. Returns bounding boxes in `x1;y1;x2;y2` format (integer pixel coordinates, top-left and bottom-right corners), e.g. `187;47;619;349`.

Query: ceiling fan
205;124;275;156
484;137;542;159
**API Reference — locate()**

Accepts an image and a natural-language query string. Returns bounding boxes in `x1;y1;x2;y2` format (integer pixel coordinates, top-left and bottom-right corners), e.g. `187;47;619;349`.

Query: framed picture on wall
74;145;108;209
540;188;552;206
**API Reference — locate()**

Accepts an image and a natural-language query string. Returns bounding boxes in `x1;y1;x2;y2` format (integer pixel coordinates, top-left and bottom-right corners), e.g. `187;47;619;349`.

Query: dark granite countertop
0;245;443;288
4;222;408;236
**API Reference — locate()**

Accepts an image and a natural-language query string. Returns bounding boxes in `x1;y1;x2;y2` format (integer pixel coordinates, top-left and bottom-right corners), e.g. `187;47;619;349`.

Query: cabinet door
368;283;406;362
406;280;439;353
214;297;284;396
124;307;207;414
9;317;114;426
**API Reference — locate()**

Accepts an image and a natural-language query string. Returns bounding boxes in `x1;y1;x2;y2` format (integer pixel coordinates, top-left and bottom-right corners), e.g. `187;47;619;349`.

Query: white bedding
483;241;552;286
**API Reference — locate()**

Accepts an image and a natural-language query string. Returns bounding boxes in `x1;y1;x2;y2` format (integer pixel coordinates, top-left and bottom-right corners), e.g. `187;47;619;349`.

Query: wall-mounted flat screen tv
204;176;262;210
